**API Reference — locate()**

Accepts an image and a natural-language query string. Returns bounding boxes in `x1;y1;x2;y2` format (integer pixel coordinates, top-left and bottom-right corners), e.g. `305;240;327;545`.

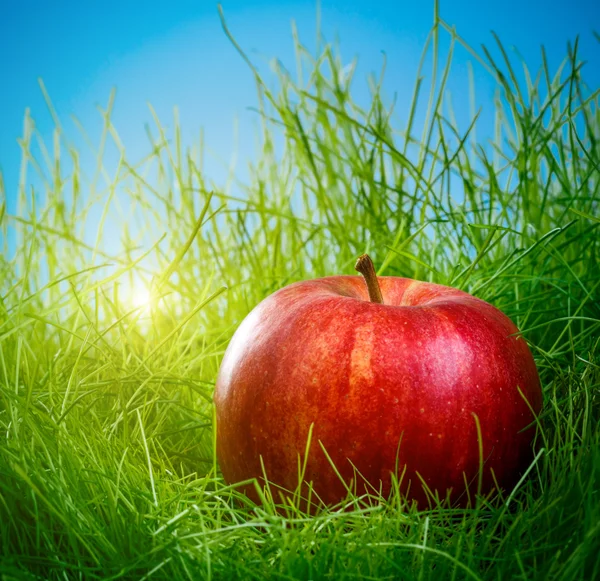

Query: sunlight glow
130;285;152;312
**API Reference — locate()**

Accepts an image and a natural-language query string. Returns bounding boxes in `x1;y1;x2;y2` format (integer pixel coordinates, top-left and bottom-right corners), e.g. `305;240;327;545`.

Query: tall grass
0;3;599;579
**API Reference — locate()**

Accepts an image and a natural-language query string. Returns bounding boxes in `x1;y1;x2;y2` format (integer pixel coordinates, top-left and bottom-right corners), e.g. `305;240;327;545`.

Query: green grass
1;4;599;579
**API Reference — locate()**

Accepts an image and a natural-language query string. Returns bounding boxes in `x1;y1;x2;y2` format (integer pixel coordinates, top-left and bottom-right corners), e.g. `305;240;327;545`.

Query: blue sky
1;0;599;212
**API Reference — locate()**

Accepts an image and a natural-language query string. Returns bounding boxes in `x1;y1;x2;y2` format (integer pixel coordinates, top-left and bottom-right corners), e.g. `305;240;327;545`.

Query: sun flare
130;285;152;312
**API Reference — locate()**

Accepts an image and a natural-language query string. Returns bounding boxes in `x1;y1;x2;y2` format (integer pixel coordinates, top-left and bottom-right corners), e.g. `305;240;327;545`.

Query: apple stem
355;254;384;304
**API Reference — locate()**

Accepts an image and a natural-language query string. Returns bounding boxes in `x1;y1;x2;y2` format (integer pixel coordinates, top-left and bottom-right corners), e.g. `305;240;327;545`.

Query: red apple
214;255;542;507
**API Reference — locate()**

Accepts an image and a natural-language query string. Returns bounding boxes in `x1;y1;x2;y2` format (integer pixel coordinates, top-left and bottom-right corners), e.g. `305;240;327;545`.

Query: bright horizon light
129;283;153;313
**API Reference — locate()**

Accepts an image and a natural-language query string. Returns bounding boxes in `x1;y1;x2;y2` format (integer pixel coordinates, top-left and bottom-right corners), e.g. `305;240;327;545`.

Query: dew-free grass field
1;6;599;580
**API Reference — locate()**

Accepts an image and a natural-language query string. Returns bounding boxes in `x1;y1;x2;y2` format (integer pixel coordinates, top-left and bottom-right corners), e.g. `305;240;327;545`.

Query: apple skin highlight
214;275;542;506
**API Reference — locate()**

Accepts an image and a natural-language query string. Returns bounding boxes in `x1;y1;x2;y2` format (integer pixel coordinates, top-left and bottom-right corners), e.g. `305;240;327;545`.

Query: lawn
0;6;599;580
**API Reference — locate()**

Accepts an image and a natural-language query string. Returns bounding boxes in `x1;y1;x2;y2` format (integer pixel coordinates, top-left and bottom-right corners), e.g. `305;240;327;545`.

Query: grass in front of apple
1;5;599;580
